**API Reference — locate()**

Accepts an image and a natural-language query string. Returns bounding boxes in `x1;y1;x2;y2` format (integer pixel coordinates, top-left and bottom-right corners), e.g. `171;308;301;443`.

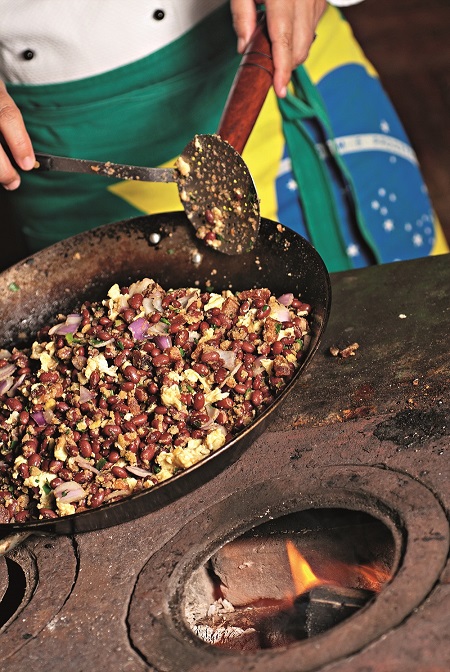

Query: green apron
277;67;380;271
3;5;241;252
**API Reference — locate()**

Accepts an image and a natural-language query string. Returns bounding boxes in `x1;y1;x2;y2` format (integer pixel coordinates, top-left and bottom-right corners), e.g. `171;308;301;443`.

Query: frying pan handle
217;12;273;155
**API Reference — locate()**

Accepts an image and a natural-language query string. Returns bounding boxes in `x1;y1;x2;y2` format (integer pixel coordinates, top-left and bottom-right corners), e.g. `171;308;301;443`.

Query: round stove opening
184;508;395;650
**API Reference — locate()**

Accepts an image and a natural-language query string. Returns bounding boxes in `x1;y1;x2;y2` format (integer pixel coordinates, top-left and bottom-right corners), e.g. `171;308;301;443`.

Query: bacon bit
330;342;360;358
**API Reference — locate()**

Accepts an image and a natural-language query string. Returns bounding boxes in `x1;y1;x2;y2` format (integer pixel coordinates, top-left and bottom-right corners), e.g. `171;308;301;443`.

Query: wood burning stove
1;254;449;672
127;465;447;671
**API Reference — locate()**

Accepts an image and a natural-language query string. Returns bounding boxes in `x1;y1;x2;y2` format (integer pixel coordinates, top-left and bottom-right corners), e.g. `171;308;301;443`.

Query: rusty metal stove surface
1;254;449;672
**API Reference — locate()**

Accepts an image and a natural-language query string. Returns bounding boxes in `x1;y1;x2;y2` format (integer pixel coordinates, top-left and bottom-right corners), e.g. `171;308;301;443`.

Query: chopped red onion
128;317;150;341
0;378;14;395
200;405;220;429
277;293;294;307
0;362;16;382
73;455;99;474
252;356;266;375
218;349;237;370
150;294;163;312
8;373;26;397
147;321;169;336
269;304;291;322
54;480;86;503
79;385;94;403
43;409;55;424
48;313;82;336
126;465;154;478
219;361;241;388
31;410;46;427
154;334;172;350
142;297;155;314
103;488;132;502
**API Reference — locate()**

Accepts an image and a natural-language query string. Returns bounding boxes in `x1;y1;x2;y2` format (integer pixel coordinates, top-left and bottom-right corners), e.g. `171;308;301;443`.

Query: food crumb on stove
72;252;81;261
399;314;407;319
330;342;360;358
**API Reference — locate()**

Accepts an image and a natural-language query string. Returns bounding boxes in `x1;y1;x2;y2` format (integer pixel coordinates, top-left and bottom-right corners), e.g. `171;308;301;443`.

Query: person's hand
230;0;327;98
0;81;35;190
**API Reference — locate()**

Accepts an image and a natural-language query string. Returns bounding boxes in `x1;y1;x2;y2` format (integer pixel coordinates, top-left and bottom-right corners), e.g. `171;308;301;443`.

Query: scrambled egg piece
155;427;226;483
203;293;225;311
23;469;56;508
161;383;184;411
54;436;69;462
31;341;58;371
83;353;118;382
56;500;76;517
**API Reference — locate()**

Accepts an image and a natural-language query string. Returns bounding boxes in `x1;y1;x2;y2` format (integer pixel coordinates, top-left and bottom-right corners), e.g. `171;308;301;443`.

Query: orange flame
286;541;391;597
286;541;328;596
356;563;391;592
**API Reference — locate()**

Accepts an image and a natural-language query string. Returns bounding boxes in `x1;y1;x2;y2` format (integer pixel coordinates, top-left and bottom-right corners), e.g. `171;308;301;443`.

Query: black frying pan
0;212;331;535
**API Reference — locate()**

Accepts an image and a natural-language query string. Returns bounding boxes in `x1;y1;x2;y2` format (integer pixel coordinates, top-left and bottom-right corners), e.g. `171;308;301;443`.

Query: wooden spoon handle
217;13;273;155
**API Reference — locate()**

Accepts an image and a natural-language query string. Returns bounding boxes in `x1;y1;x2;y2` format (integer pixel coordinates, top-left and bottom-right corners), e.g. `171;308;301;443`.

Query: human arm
0;80;35;190
230;0;363;98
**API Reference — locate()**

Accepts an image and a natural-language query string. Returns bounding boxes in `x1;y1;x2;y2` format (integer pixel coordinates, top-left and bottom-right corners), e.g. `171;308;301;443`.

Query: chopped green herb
153;464;162;474
186;384;195;394
275;323;282;334
178;347;186;357
96;457;107;470
66;334;82;345
160;317;170;325
167;249;175;255
8;282;20;292
116;340;125;350
42;481;52;495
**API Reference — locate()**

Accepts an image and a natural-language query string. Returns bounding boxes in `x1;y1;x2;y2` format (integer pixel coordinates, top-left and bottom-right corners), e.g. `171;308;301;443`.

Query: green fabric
277;66;380;272
2;4;240;252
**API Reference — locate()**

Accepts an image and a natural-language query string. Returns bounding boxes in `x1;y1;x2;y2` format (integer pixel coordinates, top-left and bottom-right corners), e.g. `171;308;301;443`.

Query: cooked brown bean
123;365;141;383
152;354;170;367
112;466;128;479
90;490;105;508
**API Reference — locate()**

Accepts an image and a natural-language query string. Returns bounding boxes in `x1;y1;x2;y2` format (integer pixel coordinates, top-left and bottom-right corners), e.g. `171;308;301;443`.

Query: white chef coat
0;0;364;85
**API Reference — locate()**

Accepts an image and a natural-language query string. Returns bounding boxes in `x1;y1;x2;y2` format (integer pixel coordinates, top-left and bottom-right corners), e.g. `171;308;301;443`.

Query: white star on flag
347;244;360;257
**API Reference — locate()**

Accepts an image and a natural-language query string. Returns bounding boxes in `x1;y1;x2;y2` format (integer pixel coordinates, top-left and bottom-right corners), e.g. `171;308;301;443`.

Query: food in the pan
0;279;312;522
